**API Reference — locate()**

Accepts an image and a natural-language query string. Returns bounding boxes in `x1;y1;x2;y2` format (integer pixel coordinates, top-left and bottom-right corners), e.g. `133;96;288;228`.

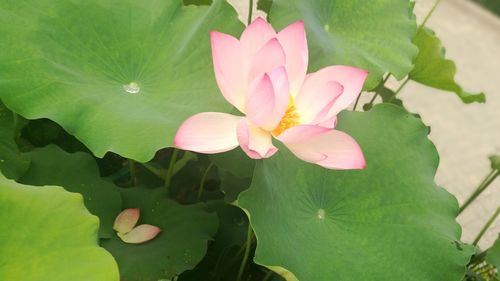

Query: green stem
459;169;499;214
418;0;443;33
262;270;273;281
368;92;379;106
381;73;391;85
352;94;362;111
237;223;254;281
213;247;230;281
470;250;488;264
164;149;180;193
197;162;215;201
388;78;409;102
128;159;137;186
247;0;254;25
363;74;391;109
12;112;22;142
12;112;18;128
230;240;247;266
473;206;500;246
139;162;165;180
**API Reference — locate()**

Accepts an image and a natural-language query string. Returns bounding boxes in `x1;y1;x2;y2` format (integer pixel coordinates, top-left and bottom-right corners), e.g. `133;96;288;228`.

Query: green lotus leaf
0;103;30;180
178;201;250;281
267;0;418;89
375;85;404;108
257;0;273;14
21;118;88;153
210;149;255;179
409;27;485;103
18;145;122;239
101;187;218;280
210;201;249;250
0;0;244;161
210;149;254;201
184;0;213;5
238;104;474;281
219;170;252;202
0;173;119;281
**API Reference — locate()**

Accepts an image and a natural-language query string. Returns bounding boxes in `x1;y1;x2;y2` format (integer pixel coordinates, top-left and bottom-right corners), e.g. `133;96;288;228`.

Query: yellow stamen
272;100;300;136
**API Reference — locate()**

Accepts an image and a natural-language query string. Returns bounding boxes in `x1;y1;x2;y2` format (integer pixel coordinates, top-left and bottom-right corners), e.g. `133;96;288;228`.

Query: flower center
272;101;300;136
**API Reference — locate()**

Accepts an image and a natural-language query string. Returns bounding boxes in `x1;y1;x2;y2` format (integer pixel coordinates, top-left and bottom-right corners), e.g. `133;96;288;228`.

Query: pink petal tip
118;224;162;244
113;208;140;234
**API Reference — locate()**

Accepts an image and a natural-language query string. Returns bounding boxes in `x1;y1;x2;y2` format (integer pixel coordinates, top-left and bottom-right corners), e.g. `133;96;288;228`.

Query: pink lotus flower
174;18;368;169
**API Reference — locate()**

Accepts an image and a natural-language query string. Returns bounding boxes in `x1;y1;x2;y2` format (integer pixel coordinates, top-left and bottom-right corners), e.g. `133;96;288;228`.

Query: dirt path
228;0;500;248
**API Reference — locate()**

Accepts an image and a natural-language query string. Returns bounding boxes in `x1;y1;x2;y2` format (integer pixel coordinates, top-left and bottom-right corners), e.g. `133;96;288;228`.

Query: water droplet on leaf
123;82;140;94
317;209;326;220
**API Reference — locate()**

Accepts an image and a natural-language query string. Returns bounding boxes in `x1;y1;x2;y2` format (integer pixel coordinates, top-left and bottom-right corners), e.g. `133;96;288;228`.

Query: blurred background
229;0;500;249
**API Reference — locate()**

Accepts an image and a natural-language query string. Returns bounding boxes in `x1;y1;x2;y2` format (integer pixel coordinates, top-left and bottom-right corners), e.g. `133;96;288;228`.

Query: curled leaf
409;27;485;103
